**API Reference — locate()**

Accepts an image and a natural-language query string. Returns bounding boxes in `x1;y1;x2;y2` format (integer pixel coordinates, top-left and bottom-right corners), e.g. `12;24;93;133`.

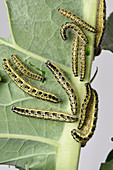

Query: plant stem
56;0;98;170
56;123;80;170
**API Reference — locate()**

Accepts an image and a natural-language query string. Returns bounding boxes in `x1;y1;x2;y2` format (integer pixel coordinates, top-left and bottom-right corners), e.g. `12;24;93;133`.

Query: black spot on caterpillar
80;42;86;81
45;60;78;116
60;22;88;44
94;0;106;56
58;8;96;33
72;35;79;77
77;83;92;129
71;88;98;147
2;58;59;103
12;106;78;123
11;55;45;81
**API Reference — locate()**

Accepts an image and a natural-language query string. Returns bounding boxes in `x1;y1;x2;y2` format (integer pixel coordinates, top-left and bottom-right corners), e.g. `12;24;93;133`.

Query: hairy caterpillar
72;35;79;77
45;60;78;116
12;106;78;123
80;42;86;81
77;83;92;129
94;0;106;56
60;22;88;44
2;59;59;103
71;88;98;147
58;8;96;33
11;55;45;81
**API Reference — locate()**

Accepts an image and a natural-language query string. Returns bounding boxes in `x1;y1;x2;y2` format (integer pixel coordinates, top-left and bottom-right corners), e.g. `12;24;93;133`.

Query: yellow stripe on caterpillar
45;60;78;116
2;58;59;103
11;55;45;81
12;106;78;123
80;42;86;81
77;83;92;129
95;0;106;49
71;88;98;147
72;35;79;77
60;22;88;44
58;8;96;33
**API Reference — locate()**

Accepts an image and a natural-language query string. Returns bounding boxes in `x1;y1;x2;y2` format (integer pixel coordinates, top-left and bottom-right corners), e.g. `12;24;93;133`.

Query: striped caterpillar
77;83;92;129
2;58;59;103
94;0;106;56
58;8;96;33
60;22;88;44
11;55;45;81
72;35;79;77
80;42;86;81
12;106;78;123
71;88;98;147
60;23;87;81
45;60;78;116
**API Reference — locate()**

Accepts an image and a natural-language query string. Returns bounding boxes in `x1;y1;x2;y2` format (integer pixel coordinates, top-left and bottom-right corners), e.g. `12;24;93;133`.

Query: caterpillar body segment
71;88;98;147
11;55;45;81
45;60;78;116
60;22;88;44
12;106;78;123
2;59;59;103
58;8;96;33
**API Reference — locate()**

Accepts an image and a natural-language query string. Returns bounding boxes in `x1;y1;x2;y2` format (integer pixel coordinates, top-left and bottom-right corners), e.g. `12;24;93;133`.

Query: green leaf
106;149;113;162
99;149;113;170
102;12;113;52
0;0;98;169
99;160;113;170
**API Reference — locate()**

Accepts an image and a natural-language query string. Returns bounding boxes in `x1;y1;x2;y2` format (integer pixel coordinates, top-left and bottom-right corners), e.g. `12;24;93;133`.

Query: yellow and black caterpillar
2;58;59;103
11;55;45;81
58;8;96;33
12;106;78;123
71;88;98;147
45;60;78;116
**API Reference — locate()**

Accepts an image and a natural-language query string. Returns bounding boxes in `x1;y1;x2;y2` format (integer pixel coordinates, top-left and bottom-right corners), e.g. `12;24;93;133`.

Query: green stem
55;0;98;170
56;123;81;170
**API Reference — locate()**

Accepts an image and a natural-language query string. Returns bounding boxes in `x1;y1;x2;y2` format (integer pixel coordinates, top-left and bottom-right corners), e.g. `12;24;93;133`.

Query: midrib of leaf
55;1;98;170
0;0;98;169
0;133;59;147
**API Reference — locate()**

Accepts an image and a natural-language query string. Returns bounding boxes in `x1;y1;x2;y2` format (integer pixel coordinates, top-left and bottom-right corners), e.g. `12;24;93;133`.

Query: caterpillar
2;59;59;103
60;22;88;44
12;106;78;123
77;83;92;129
72;35;79;77
80;42;86;81
71;88;98;147
94;0;106;56
58;8;96;33
45;60;78;116
11;55;45;81
0;76;1;81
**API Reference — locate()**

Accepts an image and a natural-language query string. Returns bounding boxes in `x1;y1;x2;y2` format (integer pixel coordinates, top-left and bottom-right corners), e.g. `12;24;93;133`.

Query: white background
0;0;113;170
